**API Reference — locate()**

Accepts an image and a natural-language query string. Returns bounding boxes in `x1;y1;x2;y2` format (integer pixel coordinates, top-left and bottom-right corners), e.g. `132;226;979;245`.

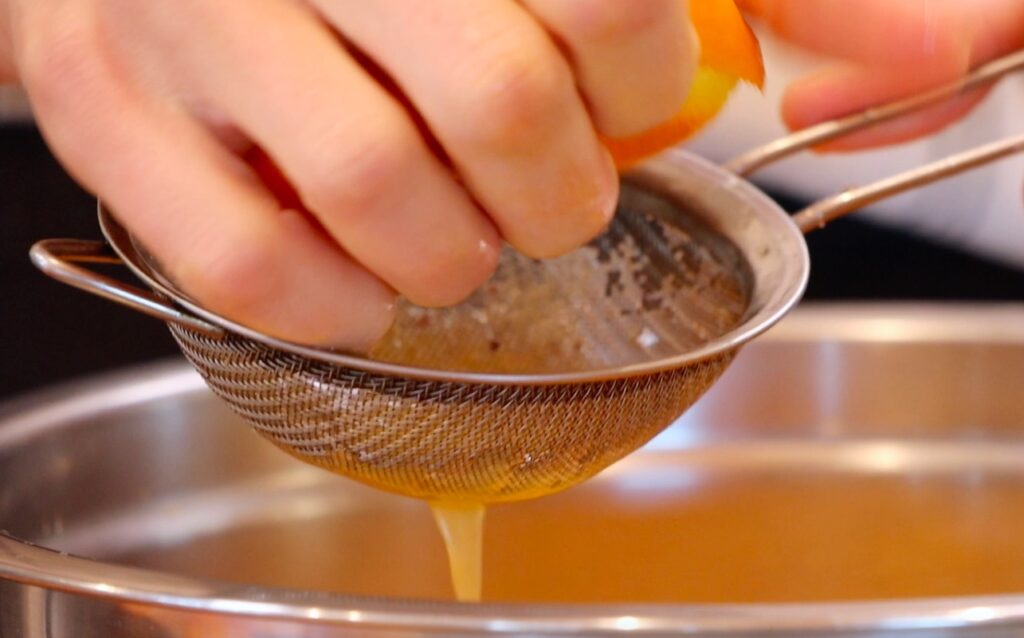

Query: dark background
4;123;1024;399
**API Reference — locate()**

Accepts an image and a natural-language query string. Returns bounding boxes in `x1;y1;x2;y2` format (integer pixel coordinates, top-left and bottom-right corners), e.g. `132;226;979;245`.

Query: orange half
603;0;764;168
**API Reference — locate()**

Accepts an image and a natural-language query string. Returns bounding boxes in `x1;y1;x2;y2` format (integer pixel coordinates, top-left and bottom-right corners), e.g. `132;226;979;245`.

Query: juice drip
430;503;486;602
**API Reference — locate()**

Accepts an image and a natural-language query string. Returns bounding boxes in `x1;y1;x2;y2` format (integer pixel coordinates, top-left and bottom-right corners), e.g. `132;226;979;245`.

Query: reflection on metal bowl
3;304;1024;636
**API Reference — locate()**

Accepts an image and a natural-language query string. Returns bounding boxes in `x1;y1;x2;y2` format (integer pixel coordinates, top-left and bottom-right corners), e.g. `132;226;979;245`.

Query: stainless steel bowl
4;305;1024;637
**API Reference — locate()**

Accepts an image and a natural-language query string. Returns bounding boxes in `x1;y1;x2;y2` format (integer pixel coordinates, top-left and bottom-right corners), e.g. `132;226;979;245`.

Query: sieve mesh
171;324;734;501
166;183;752;503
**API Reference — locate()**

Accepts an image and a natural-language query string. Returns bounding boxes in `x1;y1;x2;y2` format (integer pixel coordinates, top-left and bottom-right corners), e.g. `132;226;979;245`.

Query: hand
0;0;698;349
740;0;1024;150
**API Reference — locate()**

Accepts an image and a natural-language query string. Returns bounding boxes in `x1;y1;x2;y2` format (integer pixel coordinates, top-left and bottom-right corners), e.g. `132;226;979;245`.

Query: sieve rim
100;150;809;386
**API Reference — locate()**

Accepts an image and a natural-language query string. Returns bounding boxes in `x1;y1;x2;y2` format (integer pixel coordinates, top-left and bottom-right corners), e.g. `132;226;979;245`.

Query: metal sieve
31;51;1024;504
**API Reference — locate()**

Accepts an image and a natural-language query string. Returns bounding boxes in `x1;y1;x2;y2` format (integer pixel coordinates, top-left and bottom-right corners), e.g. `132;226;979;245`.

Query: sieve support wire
724;49;1024;177
29;239;224;338
721;47;1024;235
791;133;1024;234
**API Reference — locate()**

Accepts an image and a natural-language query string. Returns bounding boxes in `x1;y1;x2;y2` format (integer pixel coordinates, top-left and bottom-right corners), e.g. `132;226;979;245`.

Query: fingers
151;0;501;308
16;0;703;355
520;0;699;138
739;0;972;77
17;3;396;350
967;0;1024;63
316;0;619;259
781;64;993;151
740;0;1024;149
742;0;1024;69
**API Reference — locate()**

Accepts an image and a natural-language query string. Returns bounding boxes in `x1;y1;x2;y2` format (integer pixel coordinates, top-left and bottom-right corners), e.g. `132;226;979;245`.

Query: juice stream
430;503;486;602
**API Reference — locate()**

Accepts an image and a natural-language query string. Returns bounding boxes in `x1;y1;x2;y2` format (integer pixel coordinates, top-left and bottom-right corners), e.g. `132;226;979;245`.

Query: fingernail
478;235;502;268
597;147;621;223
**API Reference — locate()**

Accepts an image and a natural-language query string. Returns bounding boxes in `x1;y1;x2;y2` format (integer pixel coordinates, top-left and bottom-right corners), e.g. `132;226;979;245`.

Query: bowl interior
4;307;1024;610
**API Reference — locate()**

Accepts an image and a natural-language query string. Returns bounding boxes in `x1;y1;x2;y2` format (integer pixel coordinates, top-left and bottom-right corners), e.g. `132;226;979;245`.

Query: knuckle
19;18;104;113
513;191;617;260
558;0;675;42
297;119;419;217
459;43;569;148
184;235;285;323
518;220;605;260
410;241;501;308
352;298;398;351
306;288;398;351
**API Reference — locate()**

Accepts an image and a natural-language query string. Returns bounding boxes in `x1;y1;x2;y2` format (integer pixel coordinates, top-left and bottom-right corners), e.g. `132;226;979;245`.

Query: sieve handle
719;47;1024;235
792;133;1024;233
724;49;1024;176
30;239;224;338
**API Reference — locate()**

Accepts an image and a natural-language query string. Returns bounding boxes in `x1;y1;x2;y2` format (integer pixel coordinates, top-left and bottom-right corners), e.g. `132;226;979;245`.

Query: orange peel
603;0;765;168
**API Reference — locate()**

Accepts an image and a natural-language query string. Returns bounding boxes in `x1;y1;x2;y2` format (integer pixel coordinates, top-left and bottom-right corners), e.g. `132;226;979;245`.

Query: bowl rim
6;310;1024;635
99;149;810;386
5;529;1024;635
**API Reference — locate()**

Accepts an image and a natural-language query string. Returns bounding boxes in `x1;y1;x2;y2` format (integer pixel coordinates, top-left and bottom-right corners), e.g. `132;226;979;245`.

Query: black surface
787;196;1024;302
3;124;1024;399
2;125;179;399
